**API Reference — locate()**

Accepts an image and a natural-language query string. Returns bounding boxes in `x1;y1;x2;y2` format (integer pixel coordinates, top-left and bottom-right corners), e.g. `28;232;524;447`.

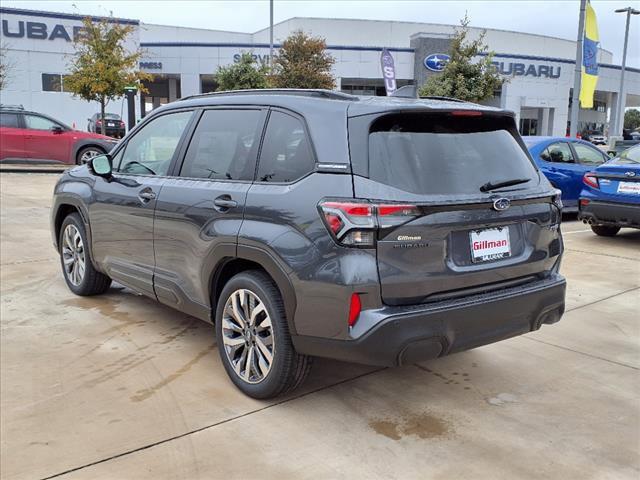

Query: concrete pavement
1;173;638;479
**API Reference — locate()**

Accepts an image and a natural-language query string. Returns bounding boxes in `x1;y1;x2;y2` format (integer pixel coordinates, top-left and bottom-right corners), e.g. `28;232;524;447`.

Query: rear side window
367;113;538;195
257;111;314;183
0;113;19;128
541;143;574;163
180;109;262;181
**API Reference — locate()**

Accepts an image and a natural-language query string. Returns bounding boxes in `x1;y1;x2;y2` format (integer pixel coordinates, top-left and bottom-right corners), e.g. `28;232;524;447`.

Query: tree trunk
100;98;106;136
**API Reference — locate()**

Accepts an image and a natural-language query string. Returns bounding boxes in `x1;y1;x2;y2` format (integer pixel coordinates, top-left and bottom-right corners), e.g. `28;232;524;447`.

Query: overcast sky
4;0;640;66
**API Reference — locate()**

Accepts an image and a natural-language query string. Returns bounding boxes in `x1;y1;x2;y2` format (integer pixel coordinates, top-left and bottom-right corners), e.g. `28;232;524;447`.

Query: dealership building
1;6;639;137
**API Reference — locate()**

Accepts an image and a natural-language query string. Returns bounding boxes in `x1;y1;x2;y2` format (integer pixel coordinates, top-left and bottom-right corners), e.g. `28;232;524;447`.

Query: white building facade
1;7;639;137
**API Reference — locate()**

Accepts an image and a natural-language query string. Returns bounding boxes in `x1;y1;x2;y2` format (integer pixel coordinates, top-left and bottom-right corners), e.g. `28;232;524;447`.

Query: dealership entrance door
140;74;181;117
519;107;555;136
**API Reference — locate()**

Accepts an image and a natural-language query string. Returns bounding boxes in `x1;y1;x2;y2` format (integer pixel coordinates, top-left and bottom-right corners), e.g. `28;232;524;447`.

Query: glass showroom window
42;74;73;92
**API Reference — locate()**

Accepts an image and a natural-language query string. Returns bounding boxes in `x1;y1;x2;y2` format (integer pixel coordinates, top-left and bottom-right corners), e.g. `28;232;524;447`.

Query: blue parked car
579;144;640;236
523;136;610;211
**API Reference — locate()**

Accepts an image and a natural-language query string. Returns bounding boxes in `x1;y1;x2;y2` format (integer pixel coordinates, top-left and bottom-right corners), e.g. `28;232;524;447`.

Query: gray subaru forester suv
51;89;566;398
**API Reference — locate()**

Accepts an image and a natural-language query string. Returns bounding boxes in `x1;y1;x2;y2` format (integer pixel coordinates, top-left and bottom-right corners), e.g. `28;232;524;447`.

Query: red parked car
0;106;119;165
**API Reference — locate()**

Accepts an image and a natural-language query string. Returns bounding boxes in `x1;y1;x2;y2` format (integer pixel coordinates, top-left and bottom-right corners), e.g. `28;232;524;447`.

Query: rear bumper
578;200;640;228
292;274;566;367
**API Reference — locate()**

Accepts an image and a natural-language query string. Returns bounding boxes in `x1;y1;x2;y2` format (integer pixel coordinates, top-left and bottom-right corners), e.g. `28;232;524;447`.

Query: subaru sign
424;53;450;72
380;48;397;95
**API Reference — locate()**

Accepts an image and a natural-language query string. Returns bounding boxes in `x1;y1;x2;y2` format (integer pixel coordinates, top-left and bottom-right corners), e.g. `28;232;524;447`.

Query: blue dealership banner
380;48;397;95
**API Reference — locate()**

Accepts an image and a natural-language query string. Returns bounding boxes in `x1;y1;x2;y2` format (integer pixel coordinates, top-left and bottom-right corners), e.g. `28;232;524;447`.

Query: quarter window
257;111;314;183
573;143;606;166
180;109;262;181
25;115;59;130
0;113;19;128
541;143;574;163
118;111;192;176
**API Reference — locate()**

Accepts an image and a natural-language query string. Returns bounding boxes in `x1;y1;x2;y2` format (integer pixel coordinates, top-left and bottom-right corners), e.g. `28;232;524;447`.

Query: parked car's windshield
368;113;539;195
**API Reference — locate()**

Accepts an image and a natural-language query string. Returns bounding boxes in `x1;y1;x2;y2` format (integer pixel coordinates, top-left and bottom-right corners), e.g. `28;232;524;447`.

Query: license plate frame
470;227;512;263
617;181;640;195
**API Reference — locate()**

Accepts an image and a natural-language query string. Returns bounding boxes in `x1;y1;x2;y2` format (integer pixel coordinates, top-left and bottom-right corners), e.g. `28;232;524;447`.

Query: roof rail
0;104;25;110
181;88;359;102
418;95;469;103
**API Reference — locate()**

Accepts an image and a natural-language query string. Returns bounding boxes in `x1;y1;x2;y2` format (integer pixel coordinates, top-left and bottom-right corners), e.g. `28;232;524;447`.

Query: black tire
76;146;105;165
215;270;311;399
59;213;111;296
591;225;620;237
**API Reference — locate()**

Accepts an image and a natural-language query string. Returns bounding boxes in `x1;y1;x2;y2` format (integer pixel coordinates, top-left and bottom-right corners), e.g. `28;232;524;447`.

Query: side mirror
51;126;64;134
89;154;113;178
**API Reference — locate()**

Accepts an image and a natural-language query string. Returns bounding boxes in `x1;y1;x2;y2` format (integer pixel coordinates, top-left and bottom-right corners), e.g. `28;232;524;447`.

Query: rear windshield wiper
480;178;531;192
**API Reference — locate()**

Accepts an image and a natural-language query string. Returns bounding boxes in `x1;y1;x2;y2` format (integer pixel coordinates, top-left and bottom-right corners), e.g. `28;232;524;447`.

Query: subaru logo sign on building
424;53;450;72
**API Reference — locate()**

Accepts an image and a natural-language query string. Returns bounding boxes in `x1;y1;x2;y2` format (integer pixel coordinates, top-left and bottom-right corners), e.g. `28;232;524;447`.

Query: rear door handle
138;188;156;202
214;195;238;210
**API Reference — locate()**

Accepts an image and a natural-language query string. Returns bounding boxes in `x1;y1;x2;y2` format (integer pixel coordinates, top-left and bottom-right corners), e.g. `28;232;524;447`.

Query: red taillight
583;173;599;189
580;199;590;206
324;213;343;235
319;200;420;247
348;293;361;327
120;121;125;127
378;204;421;216
96;120;102;125
450;110;483;117
321;202;372;217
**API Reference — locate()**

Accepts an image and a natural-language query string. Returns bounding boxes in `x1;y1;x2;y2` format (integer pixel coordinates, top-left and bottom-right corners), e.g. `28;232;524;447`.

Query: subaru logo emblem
625;171;636;177
424;53;450;72
493;198;511;211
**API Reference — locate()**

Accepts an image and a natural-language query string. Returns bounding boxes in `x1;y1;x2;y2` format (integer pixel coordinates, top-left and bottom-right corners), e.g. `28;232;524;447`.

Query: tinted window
118;111;192;176
0;113;19;128
257;111;314;183
573;143;606;165
542;143;574;163
25;115;59;130
42;74;62;92
180;109;262;181
368;113;538;195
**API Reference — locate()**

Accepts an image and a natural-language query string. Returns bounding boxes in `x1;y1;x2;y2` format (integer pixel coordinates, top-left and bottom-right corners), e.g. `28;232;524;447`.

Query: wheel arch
72;141;107;164
210;247;297;334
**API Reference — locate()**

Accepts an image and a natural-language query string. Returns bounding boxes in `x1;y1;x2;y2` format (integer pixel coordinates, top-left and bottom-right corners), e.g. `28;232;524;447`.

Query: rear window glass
368;113;538;195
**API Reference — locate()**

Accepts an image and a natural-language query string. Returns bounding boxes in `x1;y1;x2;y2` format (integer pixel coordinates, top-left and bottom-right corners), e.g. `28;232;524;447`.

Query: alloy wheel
221;289;274;384
79;149;101;164
61;224;86;286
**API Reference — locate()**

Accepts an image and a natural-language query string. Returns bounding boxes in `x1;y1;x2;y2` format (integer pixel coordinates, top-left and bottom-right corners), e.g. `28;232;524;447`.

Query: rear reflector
348;293;361;327
450;110;483;117
583;173;599;189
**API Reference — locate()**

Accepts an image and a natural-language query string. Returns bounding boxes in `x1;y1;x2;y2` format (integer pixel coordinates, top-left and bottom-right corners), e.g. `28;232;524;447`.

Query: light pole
613;6;639;136
269;0;274;74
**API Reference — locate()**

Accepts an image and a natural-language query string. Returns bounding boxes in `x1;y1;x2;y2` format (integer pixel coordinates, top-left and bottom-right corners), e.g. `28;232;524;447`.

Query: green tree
271;30;335;89
419;15;503;102
64;17;151;135
624;108;640;130
215;52;270;91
